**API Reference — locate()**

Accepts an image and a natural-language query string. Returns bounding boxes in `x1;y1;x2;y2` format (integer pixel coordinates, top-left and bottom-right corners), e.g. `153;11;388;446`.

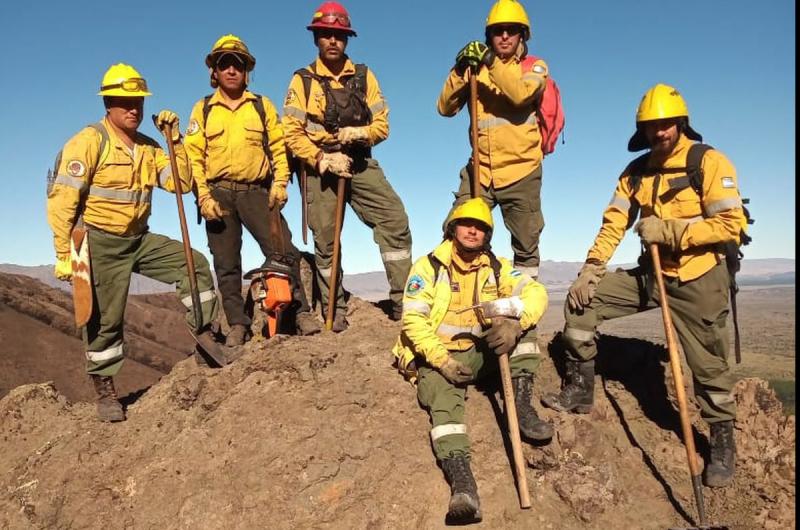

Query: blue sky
0;0;795;274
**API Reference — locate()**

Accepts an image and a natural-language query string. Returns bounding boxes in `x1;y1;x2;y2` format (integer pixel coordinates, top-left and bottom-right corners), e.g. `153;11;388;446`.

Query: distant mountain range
5;258;791;302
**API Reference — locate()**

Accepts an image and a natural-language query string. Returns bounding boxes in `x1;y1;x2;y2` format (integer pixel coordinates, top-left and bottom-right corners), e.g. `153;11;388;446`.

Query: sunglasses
100;78;149;93
489;25;523;37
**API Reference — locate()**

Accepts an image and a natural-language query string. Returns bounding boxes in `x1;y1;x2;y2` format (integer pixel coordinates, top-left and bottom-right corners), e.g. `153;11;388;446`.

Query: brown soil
0;273;794;529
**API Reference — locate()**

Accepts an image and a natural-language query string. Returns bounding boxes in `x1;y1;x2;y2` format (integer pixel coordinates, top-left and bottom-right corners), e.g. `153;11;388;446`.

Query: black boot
703;420;736;487
541;359;595;413
512;375;554;441
441;456;482;522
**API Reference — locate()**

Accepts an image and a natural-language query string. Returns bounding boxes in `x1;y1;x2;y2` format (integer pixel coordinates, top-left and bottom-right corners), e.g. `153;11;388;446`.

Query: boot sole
447;494;482;523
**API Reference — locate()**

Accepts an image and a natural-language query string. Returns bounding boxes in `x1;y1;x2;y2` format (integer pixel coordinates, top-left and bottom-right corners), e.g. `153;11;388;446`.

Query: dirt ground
0;282;795;529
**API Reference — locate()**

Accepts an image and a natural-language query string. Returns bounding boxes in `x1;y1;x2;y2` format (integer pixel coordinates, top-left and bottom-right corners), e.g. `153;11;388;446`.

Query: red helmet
307;2;357;37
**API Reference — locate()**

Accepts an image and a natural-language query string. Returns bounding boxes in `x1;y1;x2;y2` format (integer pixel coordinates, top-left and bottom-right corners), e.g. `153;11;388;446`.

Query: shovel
651;244;728;530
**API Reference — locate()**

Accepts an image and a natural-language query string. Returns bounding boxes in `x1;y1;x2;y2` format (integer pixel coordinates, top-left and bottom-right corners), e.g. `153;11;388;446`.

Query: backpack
47;122;109;198
630;143;754;362
201;93;273;167
521;55;565;155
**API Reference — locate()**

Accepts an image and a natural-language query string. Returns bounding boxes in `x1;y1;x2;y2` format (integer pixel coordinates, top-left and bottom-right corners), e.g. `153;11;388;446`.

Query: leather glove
634;217;689;251
567;261;606;311
476;297;525;319
54;255;72;282
455;41;495;75
438;356;474;385
199;195;227;221
154;110;181;142
486;317;523;355
337;126;369;146
317;152;353;178
268;182;288;210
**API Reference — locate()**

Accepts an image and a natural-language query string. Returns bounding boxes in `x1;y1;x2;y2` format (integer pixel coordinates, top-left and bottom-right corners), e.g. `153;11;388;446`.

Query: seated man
392;198;550;522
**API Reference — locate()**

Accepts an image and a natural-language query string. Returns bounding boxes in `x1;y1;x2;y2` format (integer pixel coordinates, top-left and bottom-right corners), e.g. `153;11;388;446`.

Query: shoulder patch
186;119;200;136
66;160;86;178
510;269;522;277
532;64;546;74
284;88;297;106
405;274;425;296
721;176;735;188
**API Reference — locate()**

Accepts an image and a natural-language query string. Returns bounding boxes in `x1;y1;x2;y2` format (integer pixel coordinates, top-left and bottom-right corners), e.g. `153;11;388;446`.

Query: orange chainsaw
244;205;294;337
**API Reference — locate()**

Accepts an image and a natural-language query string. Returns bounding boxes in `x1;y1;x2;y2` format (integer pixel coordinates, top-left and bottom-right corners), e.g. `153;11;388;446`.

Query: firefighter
438;0;549;281
392;198;550;522
185;34;320;346
47;64;224;422
542;84;747;488
282;2;412;332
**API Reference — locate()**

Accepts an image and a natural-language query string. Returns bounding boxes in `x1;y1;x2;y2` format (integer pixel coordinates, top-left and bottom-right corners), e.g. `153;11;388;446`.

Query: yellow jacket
282;57;389;167
184;90;289;199
437;55;548;189
392;240;548;375
46;118;191;257
588;135;746;281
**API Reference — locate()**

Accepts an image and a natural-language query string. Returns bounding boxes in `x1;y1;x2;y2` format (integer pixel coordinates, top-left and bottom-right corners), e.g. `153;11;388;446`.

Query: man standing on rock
392;198;550;522
282;2;412;332
47;64;228;422
185;34;320;346
438;0;551;281
542;84;747;488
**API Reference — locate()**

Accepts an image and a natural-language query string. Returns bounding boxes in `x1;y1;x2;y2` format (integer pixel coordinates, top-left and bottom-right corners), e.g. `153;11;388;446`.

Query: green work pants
307;158;412;313
452;165;544;279
84;229;218;376
562;261;736;423
416;330;541;461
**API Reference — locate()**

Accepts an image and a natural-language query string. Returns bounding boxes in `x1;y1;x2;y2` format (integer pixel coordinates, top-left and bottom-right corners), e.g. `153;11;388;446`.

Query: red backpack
521;55;565;155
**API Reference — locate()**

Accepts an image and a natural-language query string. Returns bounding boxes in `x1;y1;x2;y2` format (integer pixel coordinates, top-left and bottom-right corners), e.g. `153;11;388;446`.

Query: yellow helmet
446;198;494;232
628;83;702;152
205;34;256;71
98;63;151;97
486;0;531;40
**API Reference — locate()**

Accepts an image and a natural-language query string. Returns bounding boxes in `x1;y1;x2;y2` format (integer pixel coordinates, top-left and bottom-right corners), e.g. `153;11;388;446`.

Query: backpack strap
626;152;651;195
427;250;502;288
686;143;714;198
250;93;274;167
201;94;213;129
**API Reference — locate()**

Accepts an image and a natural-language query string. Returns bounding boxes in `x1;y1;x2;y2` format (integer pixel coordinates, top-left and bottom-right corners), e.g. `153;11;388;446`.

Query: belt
209;178;268;192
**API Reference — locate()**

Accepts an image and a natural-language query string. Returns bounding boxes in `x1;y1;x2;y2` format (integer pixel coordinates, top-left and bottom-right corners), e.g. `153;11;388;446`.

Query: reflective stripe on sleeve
86;343;124;363
305;122;326;133
403;300;431;316
510;340;540;358
521;72;545;83
705;197;742;216
158;166;172;188
382;249;411;262
283;106;306;121
511;276;533;296
181;289;216;308
430;423;467;442
88;186;152;204
318;267;332;278
369;100;386;114
608;194;631;212
54;174;88;192
564;326;595;342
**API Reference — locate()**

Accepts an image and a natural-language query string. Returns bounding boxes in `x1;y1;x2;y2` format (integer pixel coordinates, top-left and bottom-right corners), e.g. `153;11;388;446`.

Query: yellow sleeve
681;150;747;249
586;171;638;264
183;100;209;198
488;57;547;107
262;96;290;185
46;127;101;257
437;68;468;117
281;74;322;168
497;259;548;330
364;68;389;146
400;258;450;368
151;133;191;195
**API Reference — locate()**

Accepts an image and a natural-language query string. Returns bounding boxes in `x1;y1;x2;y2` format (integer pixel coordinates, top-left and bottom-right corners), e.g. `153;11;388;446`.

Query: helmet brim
307;24;357;37
627;122;703;152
